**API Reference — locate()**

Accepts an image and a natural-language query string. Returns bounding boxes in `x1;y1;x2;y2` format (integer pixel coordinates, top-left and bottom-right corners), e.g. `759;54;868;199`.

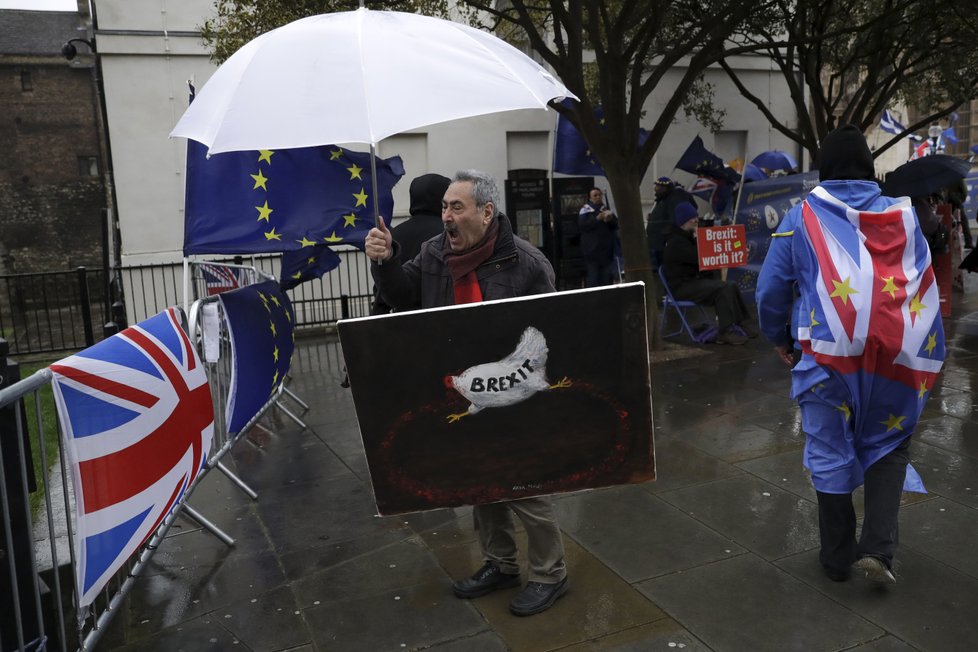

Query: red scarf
444;219;499;304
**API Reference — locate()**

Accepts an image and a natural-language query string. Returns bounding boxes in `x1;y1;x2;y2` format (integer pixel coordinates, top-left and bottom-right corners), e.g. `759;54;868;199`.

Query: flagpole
370;142;384;266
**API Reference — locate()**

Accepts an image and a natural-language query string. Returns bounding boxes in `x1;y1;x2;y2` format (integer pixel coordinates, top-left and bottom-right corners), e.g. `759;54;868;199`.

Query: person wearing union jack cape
756;126;946;585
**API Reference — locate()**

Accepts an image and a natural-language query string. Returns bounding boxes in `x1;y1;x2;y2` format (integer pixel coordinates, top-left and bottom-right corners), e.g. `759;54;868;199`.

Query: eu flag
279;246;342;291
553;100;649;177
218;281;296;433
675;136;740;185
184;143;405;255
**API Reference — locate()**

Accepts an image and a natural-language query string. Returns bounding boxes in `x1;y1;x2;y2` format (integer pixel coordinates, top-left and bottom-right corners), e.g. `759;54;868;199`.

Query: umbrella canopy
170;8;576;153
881;154;972;197
751;150;798;172
742;163;768;182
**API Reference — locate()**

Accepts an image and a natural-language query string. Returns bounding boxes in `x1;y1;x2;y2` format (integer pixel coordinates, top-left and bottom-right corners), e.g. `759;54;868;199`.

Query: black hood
817;125;876;182
409;173;451;217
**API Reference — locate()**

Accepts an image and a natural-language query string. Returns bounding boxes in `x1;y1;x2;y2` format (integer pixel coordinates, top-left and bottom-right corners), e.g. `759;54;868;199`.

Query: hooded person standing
756;125;946;584
371;173;451;314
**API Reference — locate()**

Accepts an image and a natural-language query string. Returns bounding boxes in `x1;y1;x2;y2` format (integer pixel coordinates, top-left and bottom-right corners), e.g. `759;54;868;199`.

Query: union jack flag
796;186;944;445
199;262;244;296
50;307;214;607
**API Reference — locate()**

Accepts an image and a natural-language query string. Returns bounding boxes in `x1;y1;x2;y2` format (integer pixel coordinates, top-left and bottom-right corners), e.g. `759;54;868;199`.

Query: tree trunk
605;172;661;351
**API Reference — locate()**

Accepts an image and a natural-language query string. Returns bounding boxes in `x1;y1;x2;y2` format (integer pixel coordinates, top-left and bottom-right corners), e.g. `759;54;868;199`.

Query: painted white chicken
447;326;571;423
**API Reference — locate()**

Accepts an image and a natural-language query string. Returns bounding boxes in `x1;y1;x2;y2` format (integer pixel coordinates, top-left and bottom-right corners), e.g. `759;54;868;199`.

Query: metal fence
0;275;310;651
0;248;376;357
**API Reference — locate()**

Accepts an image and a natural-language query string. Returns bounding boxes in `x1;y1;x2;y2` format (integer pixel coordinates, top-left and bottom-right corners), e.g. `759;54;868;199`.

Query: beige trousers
473;496;567;583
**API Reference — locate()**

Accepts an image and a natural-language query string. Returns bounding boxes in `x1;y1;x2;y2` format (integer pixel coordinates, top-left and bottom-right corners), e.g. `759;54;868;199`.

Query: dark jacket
647;188;694;257
661;224;713;289
372;212;555;309
577;202;619;263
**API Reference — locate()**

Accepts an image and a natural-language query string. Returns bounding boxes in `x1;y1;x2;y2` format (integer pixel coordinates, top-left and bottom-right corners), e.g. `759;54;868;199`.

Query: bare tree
201;0;782;348
719;0;978;162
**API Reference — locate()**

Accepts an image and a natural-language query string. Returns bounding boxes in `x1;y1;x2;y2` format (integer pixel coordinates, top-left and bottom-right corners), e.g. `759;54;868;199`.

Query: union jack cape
794;186;945;479
50;307;214;607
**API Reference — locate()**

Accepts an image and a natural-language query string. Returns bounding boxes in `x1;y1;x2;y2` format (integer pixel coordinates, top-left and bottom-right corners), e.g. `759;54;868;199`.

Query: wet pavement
101;280;978;652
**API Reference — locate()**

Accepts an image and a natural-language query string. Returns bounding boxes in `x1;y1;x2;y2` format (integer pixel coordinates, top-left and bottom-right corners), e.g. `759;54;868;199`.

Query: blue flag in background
879;109;906;135
184;143;405;255
219;281;295;433
279;246;342;290
675;135;740;184
553;100;649;177
554;111;605;176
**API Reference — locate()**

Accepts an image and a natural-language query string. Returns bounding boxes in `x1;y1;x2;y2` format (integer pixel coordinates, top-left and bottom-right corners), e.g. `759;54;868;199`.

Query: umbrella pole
370;143;384;265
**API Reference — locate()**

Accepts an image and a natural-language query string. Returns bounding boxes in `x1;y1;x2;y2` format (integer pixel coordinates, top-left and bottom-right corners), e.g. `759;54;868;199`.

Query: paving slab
639;554;883;652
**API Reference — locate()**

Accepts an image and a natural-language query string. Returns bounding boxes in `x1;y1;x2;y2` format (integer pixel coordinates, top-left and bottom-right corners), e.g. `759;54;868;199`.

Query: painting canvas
337;282;655;515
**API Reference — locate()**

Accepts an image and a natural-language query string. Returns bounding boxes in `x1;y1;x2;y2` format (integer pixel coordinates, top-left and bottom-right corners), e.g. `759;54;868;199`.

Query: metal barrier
0;276;309;650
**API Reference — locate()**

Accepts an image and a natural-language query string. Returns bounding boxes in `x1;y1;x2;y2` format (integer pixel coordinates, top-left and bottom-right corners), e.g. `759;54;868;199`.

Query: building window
78;156;99;178
21;71;32;92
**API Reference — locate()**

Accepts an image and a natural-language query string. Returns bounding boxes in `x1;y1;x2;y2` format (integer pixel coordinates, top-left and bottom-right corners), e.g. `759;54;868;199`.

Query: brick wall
0;55;106;274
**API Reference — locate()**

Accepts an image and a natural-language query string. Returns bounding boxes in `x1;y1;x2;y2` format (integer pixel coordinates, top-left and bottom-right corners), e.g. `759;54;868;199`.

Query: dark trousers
585;260;615;287
816;436;911;572
672;278;749;331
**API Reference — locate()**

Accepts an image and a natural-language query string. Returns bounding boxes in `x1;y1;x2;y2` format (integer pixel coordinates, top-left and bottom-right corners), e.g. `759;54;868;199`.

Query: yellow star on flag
343;212;358;227
324;232;343;243
925;331;938;355
353;189;368;207
291;271;302;280
270;320;277;337
270;295;281;307
330;148;343;160
250;169;268;190
307;256;316;264
880;276;899;299
810;308;820;327
881;413;906;432
273;345;279;363
264;227;281;241
256;201;273;222
837;402;851;420
909;292;927;320
347;164;363;180
296;237;317;248
272;369;279;385
918;381;928;399
830;276;858;305
257;150;274;164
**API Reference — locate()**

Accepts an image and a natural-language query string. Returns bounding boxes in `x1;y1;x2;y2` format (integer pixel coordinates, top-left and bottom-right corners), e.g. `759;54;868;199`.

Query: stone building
0;8;106;275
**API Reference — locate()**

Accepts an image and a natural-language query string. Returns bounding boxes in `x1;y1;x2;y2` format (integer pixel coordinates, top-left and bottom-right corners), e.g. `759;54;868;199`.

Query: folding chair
658;266;712;340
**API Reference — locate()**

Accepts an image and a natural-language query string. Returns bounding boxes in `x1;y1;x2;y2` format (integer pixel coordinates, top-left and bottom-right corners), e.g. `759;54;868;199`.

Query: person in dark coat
662;202;756;344
646;176;694;268
371;173;451;314
578;187;619;286
365;169;568;617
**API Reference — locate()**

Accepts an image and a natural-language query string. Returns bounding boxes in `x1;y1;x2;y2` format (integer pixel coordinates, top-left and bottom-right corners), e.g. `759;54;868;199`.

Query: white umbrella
170;7;576;153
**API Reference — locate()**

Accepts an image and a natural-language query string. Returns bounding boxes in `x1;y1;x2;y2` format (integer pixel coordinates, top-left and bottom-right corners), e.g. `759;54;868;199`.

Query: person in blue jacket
756;125;946;585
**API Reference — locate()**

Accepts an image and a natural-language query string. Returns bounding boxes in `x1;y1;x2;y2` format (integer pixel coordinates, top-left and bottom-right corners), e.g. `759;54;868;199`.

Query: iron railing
0;248;376;356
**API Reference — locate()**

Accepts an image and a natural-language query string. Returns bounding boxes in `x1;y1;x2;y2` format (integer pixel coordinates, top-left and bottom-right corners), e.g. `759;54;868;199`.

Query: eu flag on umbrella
49;307;213;607
219;281;295;433
184;143;405;255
